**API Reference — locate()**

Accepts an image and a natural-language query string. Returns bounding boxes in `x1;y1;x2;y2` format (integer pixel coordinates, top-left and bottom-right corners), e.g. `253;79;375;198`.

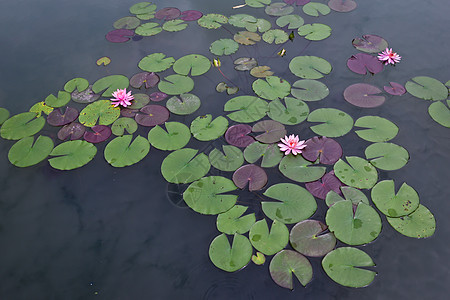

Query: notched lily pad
180;10;203;21
234;31;261;45
111;118;138;136
190;114;228;141
173;54;211;76
325;186;369;207
49;140;97;170
0;112;45;140
135;105;170;127
234;57;258;71
0;107;10;125
305;171;344;200
279;154;326;183
224;96;268;123
47;107;79;126
344;83;385;108
244;142;283;168
64;78;89;93
249;219;289;255
210;38;239;56
113;16;141;29
71;85;100;104
161;148;210;184
92;75;129;97
138;53;175;73
291;79;329;102
307;108;353;137
302;136;342;164
209;145;244;172
45;91;71;108
405;76;448;101
262;29;289;44
150;92;168;102
104;135;150;167
252;120;287;143
289;56;332;79
387;204;436;238
297;23;332;41
347;53;384;75
384;82;406;96
267;97;309;125
158;75;194;95
352;34;388;53
365;142;409;171
57;122;85;141
197;14;228;29
106;29;134;43
265;2;295;16
8;136;54;167
334;156;378;189
371;180;419;217
155;7;181;21
252;76;291;101
233;164;268;191
303;2;330;17
217;205;255;234
130;72;160;89
29;102;53;118
148;121;190;150
135;22;162;36
290;220;336;257
250;66;274;78
79;100;120;127
354;116;398;142
166;93;201;115
162;20;187;32
428;101;450;128
84;125;112;143
269;250;313;289
225;124;255;148
209;233;252;272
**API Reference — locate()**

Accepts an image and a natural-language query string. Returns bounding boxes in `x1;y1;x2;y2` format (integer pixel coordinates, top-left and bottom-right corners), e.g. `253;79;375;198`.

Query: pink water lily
377;48;401;65
110;88;134;107
278;134;306;155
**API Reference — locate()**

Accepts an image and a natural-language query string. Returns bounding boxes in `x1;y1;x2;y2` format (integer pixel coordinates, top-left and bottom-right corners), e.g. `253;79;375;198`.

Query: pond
0;0;448;299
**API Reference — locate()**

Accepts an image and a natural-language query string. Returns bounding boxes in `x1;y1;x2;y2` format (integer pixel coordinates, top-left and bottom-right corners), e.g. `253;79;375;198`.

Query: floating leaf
233;164;268;191
130;72;160;89
384;82;406;96
250;66;274;78
49;140;97;170
130;2;157;15
64;78;89;93
325;186;369;207
244;142;283;168
347;53;384;75
209;145;244;172
104;135;149;167
217;205;255;234
279;155;326;183
190;114;228;141
135;22;162;36
269;250;313;289
249;219;289;255
57;122;85;141
371;180;419;217
428;101;450;127
173;54;211;76
135;13;154;21
289;56;332;79
0;112;45;140
322;247;375;288
166;93;200;115
184;176;238;214
276;14;304;29
0;108;10;125
47;107;79;126
92;75;129;97
224;96;268;123
45;91;71;108
106;29;134;43
334;156;377;189
291;79;329;101
121;109;138;118
197;14;228;29
150;92;168;102
262;29;289;44
252;120;286;143
210;39;239;56
111;118;138;136
71;85;100;104
263;183;317;224
148;122;190;150
128;94;150;109
209;233;252;272
307;108;353;137
252;252;266;265
302;136;342;164
29;102;53;118
386;204;436;238
79;100;120;127
138;53;175;73
246;0;272;8
113;16;141;29
290;220;336;257
234;57;258;71
162;19;187;32
267;97;309;125
135;105;170;127
252;76;291;101
405;76;448;101
365;142;409;171
8;136;54;167
154;7;181;21
161;148;210;184
303;2;330;16
284;0;311;4
265;2;294;16
352;34;388;53
229;14;257;28
354;116;398;142
343;83;385;108
84;125;112;143
245;18;272;33
180;10;203;21
297;23;332;41
158;75;194;95
234;31;261;45
305;171;344;200
225;124;255;147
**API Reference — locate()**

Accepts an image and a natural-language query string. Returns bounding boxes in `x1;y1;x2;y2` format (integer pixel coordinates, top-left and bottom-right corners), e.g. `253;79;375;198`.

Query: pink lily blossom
278;134;307;155
377;48;401;65
110;88;134;107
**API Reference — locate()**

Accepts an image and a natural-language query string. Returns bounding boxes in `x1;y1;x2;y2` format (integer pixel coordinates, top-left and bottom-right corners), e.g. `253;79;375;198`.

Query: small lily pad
106;29;134;43
45;91;71;108
49;140;97;170
64;78;89;93
297;23;332;41
190;115;228;141
265;2;295;16
302;136;342;164
29;102;53;118
210;39;239;56
225;124;255;148
162;19;187;32
291;79;329;101
138;53;175;73
279;154;326;182
148;122;190;150
252;120;286;143
246;0;272;8
111;118;138;136
325;186;369;207
71;85;100;104
84;125;112;143
130;2;156;15
371;180;419;217
269;250;313;289
104;135;150;167
244;142;283;168
180;10;203;21
290;220;336;257
173;54;211;76
250;66;274;78
365;142;409;171
217;205;255;234
249;219;289;255
267;97;309;125
224;96;268;123
135;105;170;127
352;34;388;53
113;16;141;29
96;56;111;66
354;116;398;142
384;82;406;96
347;53;384;75
428;101;450;127
47;107;79;126
234;31;261;45
209;145;244;172
197;14;228;29
130;72;160;89
303;2;330;16
289;56;332;79
334;156;378;189
305;171;344;200
252;252;266;265
0;112;45;140
8;136;54;167
252;76;291;101
135;22;162;36
0;108;10;125
158;75;194;95
57;122;85;141
150;92;168;102
209;233;252;272
155;7;181;21
92;75;129;97
276;14;304;29
233;164;268;191
386;204;436;238
79;100;120;127
234;57;258;71
344;83;386;108
307;108;354;137
405;76;448;101
166;93;201;115
161;148;210;184
262;29;289;44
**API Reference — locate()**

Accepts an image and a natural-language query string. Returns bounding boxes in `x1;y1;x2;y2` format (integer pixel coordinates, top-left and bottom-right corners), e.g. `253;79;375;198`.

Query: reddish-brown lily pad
252;120;287;144
328;0;357;12
130;72;160;89
305;171;344;200
290;220;336;257
83;125;112;143
284;0;311;5
343;83;386;108
121;109;139;118
384;82;406;96
57;122;85;141
47;107;79;126
232;164;268;191
155;7;181;21
150;92;168;102
302;136;342;164
180;10;203;21
106;29;135;43
347;53;383;75
225;124;255;148
352;34;388;53
135;105;170;127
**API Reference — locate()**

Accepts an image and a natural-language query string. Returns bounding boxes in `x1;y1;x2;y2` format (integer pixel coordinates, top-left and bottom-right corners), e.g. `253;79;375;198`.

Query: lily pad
106;29;134;43
252;252;266;265
148;122;190;150
0;112;45;140
155;7;181;20
197;14;228;29
290;220;336;257
305;171;344;200
135;22;162;36
120;109;138;118
269;250;313;289
276;14;304;29
111;118;138;136
303;2;330;16
302;136;342;164
224;96;268;123
250;66;274;78
328;0;357;12
225;124;255;147
71;85;100;104
162;19;187;32
184;176;238;214
384;82;406;96
244;142;283;168
166;93;200;115
229;14;258;28
371;180;419;217
209;145;244;172
104;135;149;167
190;115;228;141
325;186;369;207
45;91;71;108
365;142;409;171
8;136;54;167
158;75;194;95
79;100;120;127
233;164;268;191
307;108;354;137
47;107;79;126
83;125;111;143
217;205;256;234
279;155;326;183
343;83;385;108
57;122;85;141
245;18;272;33
284;0;311;4
96;56;111;66
130;72;160;89
252;120;286;143
138;53;175;73
354;116;398;142
130;2;156;14
173;54;211;76
262;29;289;44
265;2;294;16
246;0;272;7
352;34;388;53
263;183;317;224
180;10;203;21
0;108;10;125
405;76;448;101
386;204;436;238
92;75;129;97
48;140;97;170
135;105;170;127
234;31;261;45
334;156;378;189
252;76;291;101
161;148;210;184
249;219;289;255
113;16;141;29
150;92;168;102
234;57;258;71
128;94;150;109
297;23;332;41
289;56;332;79
29;102;53;118
291;79;329;101
209;233;252;272
428;101;450;127
347;53;384;75
64;78;89;93
210;39;239;56
322;247;375;288
267;97;309;125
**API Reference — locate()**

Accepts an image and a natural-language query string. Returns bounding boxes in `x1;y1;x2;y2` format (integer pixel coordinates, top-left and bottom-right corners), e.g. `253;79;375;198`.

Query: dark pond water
0;0;449;299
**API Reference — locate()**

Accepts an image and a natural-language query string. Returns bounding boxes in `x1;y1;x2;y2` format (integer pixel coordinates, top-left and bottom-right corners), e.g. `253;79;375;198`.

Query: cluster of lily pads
0;0;445;291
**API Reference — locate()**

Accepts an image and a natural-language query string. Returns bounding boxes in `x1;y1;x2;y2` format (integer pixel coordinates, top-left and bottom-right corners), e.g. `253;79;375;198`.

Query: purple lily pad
347;53;384;75
302;136;342;165
84;125;112;143
132;35;143;41
47;107;79;126
106;29;135;43
57;122;85;141
305;171;344;200
121;109;139;118
328;0;357;12
289;220;336;257
352;34;388;53
252;120;287;144
232;164;268;191
284;0;311;5
155;7;181;21
343;83;386;108
150;92;168;102
225;124;255;148
180;10;203;21
384;82;406;96
130;72;160;89
135;105;170;127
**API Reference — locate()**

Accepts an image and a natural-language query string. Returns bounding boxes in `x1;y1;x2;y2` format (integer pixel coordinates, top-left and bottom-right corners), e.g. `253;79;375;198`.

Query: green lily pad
262;183;317;224
135;22;162;36
265;2;294;16
250;66;274;78
162;19;187;32
249;219;289;255
252;76;291;100
158;75;194;95
138;53;175;72
371;180;419;217
0;107;10;125
307;108;353;137
79;100;121;127
244;141;283;168
217;205;256;234
113;16;141;29
269;250;313;289
428;101;450;128
325;186;369;207
104;135;150;167
322;247;376;288
234;31;261;45
303;2;331;16
29;102;53;118
246;0;271;8
262;29;289;44
267;97;309;125
245;18;272;32
111;118;138;136
290;220;336;257
334;156;378;189
190;114;228;141
8;136;54;167
166;93;200;115
279;154;326;183
386;204;436;238
365;142;409;171
354;116;398;142
127;93;150;109
276;15;304;29
224;96;268;123
173;54;211;76
298;23;332;41
289;56;332;79
209;145;244;172
161;148;210;184
48;140;97;170
130;2;156;14
228;14;257;28
92;75;129;97
405;76;448;101
291;79;329;101
234;57;258;71
0;112;45;140
44;91;71;108
326;201;382;245
252;252;266;265
197;14;228;29
209;233;252;272
184;176;238;215
148;122;190;150
64;78;89;93
210;38;239;56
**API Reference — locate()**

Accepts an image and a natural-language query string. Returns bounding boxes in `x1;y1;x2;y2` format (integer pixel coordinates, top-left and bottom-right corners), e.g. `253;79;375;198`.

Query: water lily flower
110;88;134;107
377;48;401;65
212;58;221;68
278;134;307;155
